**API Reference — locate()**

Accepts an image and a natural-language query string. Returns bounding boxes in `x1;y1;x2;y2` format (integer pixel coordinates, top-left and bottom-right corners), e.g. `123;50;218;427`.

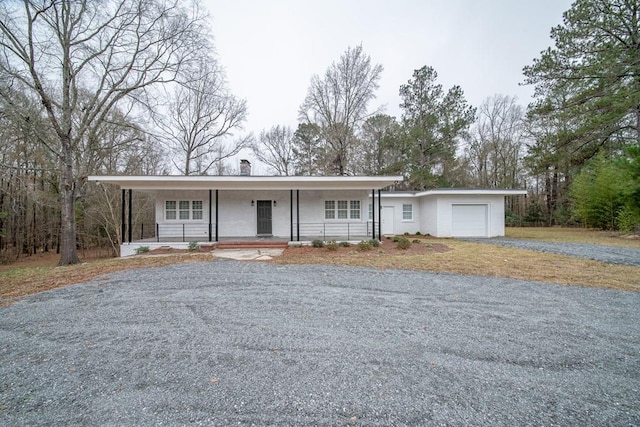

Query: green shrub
396;237;411;250
415;231;421;235
188;241;200;252
358;240;372;251
369;239;380;247
312;239;325;248
617;205;640;233
505;209;522;227
412;239;421;244
403;232;410;236
339;241;351;247
385;236;391;240
135;246;150;255
325;241;338;251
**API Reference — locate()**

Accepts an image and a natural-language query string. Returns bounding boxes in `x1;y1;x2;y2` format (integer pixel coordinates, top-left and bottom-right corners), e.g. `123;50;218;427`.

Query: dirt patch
147;246;216;255
283;238;451;260
148;247;190;255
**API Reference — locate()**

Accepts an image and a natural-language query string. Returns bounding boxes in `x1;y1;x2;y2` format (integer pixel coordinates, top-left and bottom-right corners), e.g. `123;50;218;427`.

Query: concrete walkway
212;248;284;260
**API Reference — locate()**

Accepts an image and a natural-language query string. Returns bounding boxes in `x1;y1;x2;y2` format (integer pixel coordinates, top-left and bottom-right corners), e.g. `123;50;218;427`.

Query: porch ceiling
87;175;404;191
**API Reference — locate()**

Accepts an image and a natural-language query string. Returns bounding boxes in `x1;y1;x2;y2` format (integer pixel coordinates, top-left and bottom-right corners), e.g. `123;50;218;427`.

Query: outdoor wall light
273;201;277;207
251;200;254;206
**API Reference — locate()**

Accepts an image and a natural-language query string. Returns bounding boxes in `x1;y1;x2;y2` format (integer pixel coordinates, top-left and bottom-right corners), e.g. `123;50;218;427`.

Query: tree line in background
0;0;638;265
253;0;640;233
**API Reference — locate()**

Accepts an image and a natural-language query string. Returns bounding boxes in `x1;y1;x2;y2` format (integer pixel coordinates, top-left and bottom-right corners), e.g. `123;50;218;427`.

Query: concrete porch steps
215;241;289;250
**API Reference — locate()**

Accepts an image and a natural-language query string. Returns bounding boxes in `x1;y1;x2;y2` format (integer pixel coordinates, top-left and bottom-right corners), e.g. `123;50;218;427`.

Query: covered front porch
87;175;402;256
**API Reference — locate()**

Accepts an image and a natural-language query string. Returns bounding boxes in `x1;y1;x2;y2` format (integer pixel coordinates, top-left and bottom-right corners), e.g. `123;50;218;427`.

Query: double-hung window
166;200;203;221
325;201;336;219
192;201;203;220
350;201;361;219
337;201;348;219
165;201;177;220
325;200;361;220
179;201;190;220
402;204;413;220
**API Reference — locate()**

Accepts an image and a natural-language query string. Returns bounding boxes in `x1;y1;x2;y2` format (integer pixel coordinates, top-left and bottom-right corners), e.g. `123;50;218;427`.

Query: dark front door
257;200;272;235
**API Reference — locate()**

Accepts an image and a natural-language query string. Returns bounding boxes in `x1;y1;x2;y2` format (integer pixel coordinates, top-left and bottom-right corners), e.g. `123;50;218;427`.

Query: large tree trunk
58;155;80;266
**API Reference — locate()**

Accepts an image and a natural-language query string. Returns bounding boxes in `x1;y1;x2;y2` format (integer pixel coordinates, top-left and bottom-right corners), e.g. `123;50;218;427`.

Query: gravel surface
1;260;639;426
465;237;640;266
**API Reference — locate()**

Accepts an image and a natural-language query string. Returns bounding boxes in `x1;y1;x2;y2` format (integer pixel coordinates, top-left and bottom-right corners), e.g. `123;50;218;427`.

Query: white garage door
452;204;488;237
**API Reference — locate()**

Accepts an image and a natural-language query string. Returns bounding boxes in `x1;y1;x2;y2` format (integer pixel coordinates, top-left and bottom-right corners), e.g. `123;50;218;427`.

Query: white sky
202;0;572;172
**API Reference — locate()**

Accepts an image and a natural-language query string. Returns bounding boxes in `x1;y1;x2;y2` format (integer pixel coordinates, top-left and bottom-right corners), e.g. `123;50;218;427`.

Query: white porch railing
129;221;375;242
296;222;373;241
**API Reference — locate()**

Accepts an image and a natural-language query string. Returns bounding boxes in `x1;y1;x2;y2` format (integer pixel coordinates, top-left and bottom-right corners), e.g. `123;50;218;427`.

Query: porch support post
290;190;293;241
127;189;133;244
215;190;219;242
208;189;212;242
371;189;376;240
121;189;126;245
377;189;382;239
296;189;300;241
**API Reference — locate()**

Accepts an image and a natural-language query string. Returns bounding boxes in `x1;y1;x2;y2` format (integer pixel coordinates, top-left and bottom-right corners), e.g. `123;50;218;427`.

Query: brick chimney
240;159;251;176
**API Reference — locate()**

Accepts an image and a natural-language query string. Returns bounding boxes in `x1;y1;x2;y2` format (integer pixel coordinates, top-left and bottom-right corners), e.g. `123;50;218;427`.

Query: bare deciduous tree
250;125;295;176
466;94;525;188
0;0;208;264
156;61;249;175
299;45;383;175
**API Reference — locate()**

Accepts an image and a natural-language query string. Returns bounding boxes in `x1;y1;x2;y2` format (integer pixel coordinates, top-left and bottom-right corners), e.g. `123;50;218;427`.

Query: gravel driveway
1;260;639;426
465;237;640;266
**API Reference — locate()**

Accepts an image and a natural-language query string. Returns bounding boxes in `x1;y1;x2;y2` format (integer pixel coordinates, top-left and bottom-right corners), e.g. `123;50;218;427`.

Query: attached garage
451;204;489;237
374;189;526;238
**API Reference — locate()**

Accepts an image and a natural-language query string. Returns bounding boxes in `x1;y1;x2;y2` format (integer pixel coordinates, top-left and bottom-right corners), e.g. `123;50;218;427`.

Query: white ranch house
88;172;525;257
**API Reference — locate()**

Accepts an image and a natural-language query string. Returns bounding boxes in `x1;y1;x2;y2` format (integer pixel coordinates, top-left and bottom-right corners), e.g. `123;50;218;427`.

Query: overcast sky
202;0;572;172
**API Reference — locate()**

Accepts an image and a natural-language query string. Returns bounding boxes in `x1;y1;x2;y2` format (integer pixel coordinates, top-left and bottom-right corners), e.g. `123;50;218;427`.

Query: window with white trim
179;201;190;220
325;201;335;219
402;204;413;220
166;200;203;221
192;201;203;220
368;203;373;220
350;200;361;219
165;201;177;220
337;200;348;219
325;200;361;220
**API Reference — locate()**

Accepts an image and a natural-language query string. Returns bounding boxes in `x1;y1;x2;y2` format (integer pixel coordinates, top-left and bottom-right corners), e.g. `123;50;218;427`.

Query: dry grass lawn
0;228;638;302
0;253;212;303
506;227;640;248
275;238;639;292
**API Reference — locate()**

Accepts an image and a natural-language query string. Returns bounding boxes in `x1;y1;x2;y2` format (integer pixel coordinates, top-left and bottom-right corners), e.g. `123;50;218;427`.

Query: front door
257;200;272;235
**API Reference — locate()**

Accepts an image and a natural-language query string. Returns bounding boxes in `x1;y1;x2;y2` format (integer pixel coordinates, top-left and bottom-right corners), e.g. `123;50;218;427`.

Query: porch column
377;189;380;240
296;189;300;241
290;190;293;241
371;189;376;240
208;189;212;242
127;189;133;243
121;189;126;245
215;189;219;242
